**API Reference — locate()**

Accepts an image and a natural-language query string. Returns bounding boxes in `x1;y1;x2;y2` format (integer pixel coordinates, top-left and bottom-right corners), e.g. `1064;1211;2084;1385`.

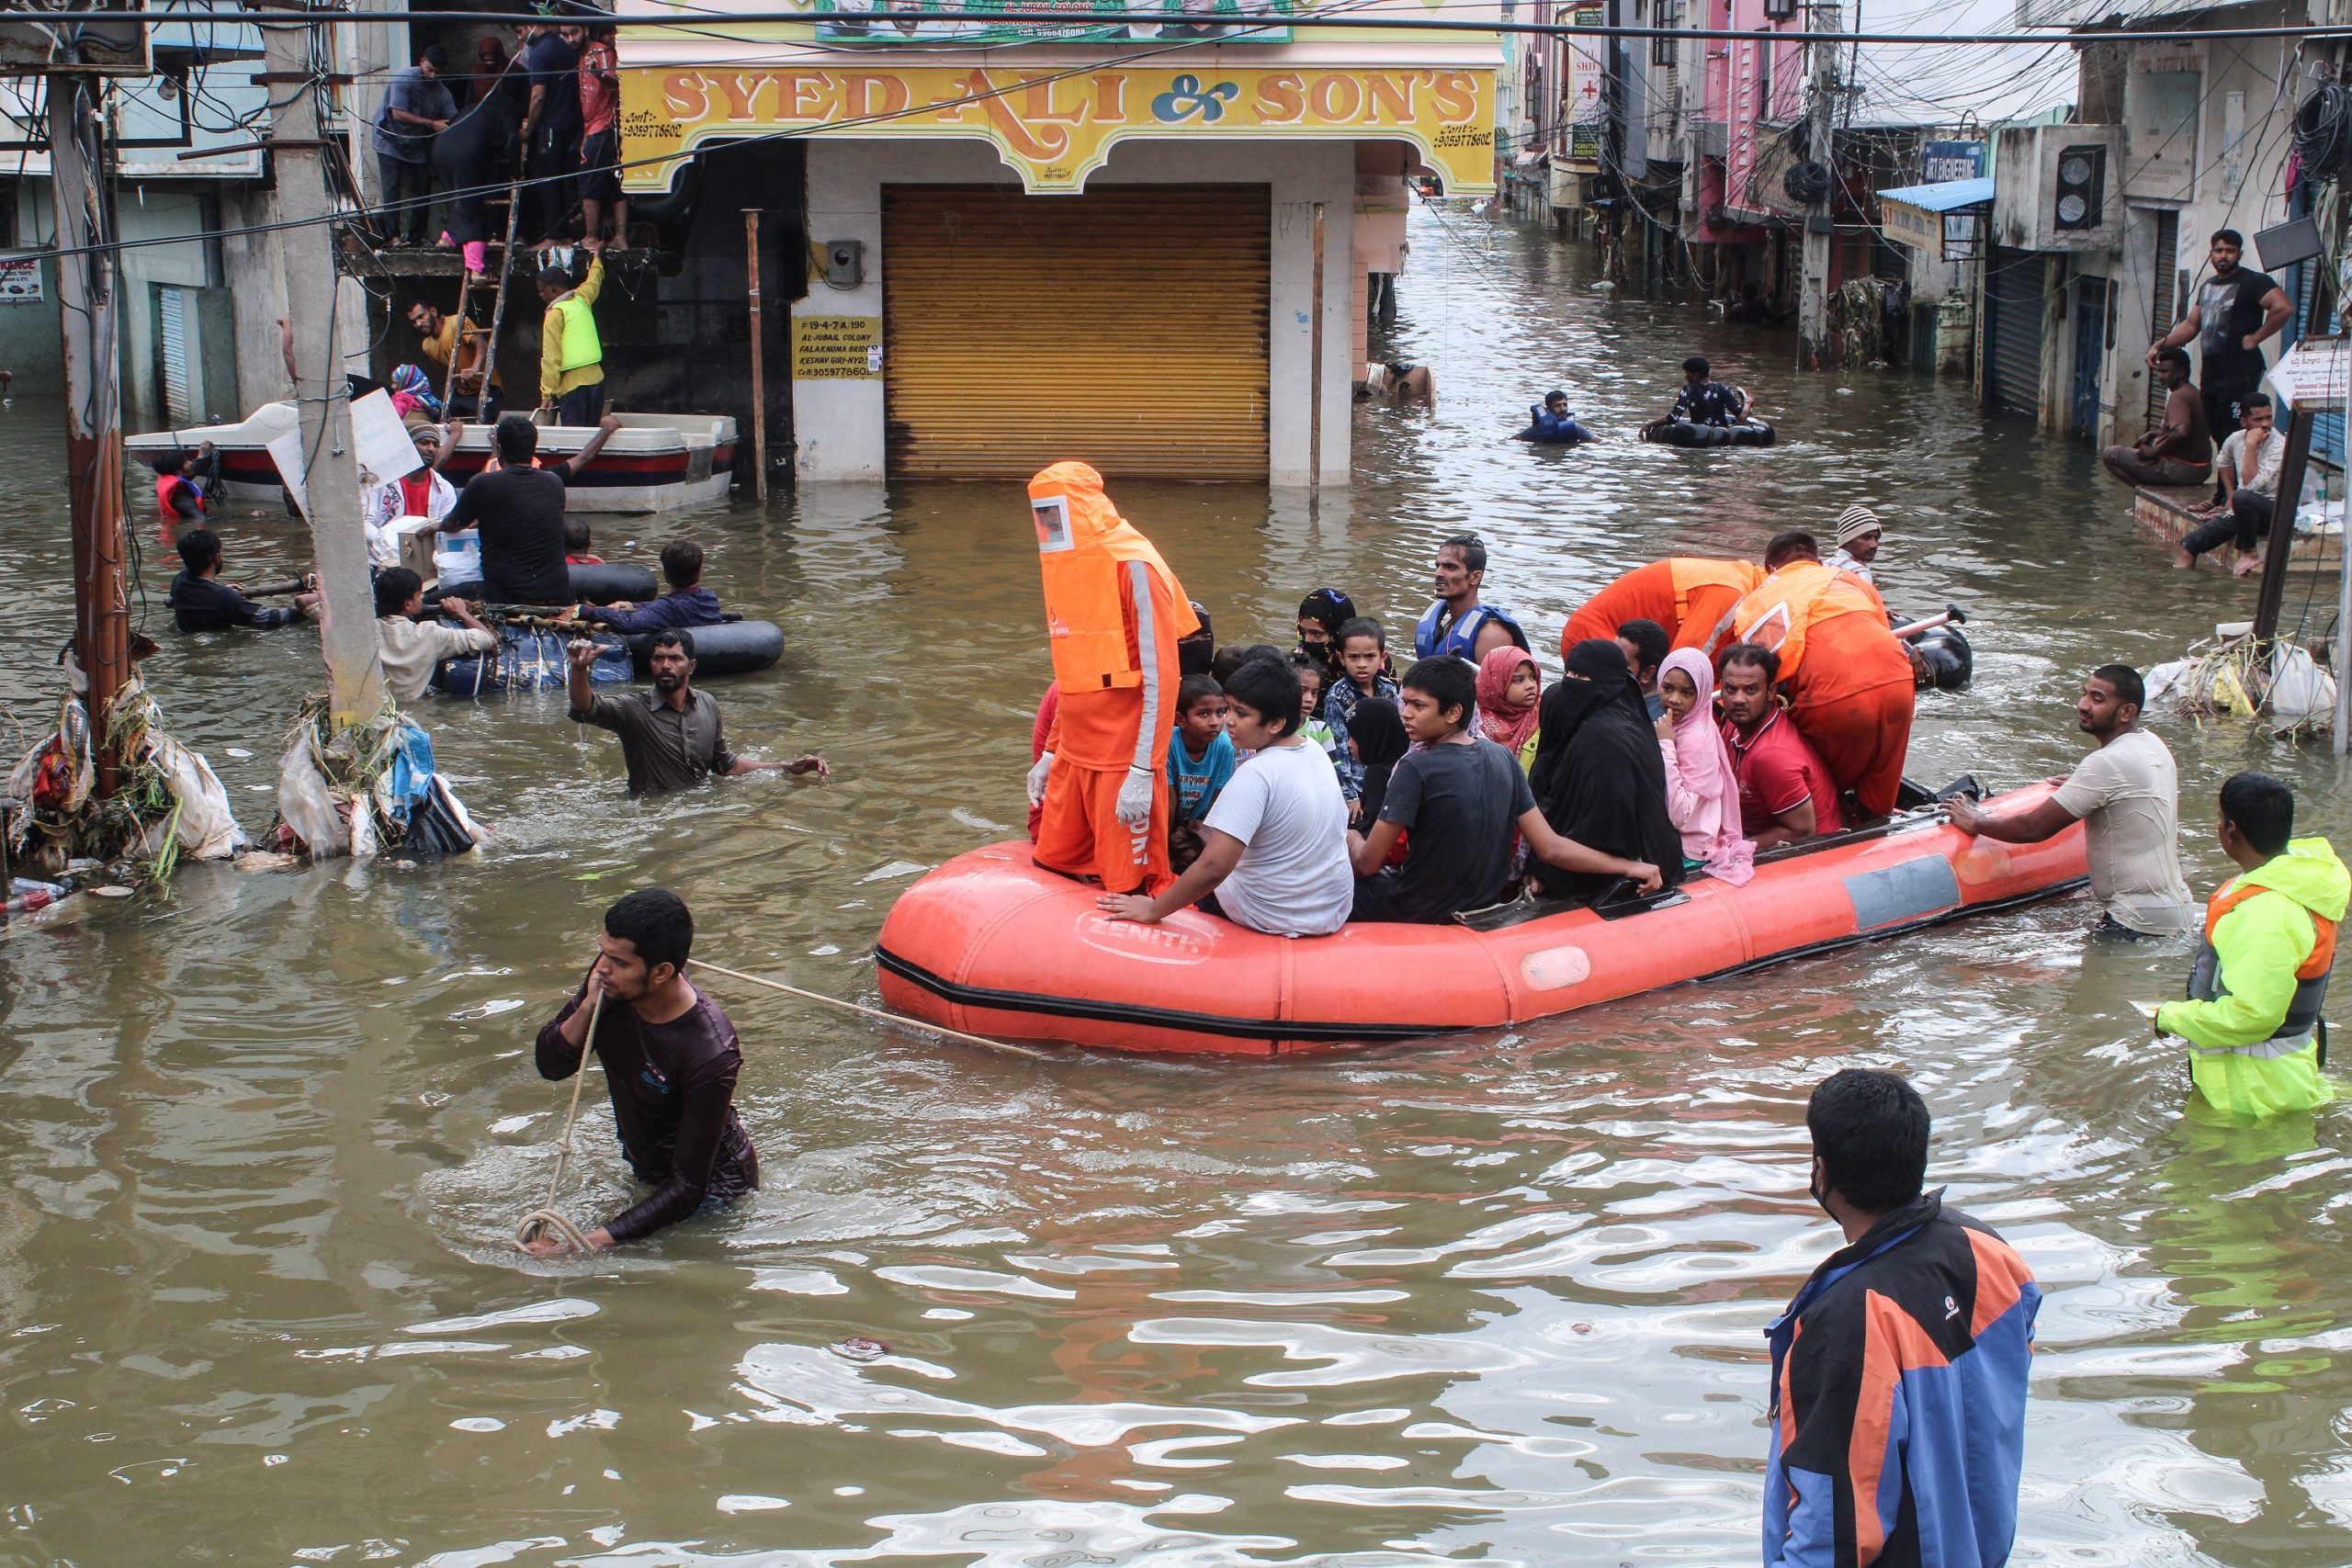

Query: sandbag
1641;417;1776;448
432;627;633;695
627;618;784;677
1914;625;1973;692
566;562;659;605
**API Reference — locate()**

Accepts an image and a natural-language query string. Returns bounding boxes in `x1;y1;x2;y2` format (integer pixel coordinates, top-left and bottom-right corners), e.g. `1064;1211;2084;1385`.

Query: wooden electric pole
258;0;384;728
47;73;130;796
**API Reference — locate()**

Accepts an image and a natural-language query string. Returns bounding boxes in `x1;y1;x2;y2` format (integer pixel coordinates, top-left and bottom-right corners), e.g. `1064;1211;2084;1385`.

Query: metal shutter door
1984;247;2044;416
883;185;1271;479
158;286;193;427
2147;208;2179;428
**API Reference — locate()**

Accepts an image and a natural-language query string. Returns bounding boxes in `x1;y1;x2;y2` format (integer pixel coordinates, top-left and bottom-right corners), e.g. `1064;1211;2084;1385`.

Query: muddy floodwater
6;205;2352;1565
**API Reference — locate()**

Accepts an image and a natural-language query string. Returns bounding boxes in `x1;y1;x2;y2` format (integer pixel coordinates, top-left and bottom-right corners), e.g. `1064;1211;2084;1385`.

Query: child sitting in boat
1291;657;1335;754
579;539;723;634
1324;616;1400;818
1166;673;1237;874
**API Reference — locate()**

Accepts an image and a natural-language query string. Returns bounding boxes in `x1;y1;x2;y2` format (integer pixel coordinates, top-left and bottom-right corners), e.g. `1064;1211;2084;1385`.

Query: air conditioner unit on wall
1991;123;2124;252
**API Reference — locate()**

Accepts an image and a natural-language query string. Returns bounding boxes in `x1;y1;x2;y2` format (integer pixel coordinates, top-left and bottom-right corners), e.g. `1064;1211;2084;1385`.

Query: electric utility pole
258;0;384;727
1796;0;1840;370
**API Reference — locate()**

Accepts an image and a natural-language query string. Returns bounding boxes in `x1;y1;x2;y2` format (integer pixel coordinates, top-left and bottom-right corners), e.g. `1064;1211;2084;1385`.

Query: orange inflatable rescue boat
875;783;2090;1055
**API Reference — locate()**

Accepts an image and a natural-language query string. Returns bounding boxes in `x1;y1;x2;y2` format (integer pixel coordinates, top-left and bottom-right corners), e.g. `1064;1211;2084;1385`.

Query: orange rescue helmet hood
1030;462;1199;693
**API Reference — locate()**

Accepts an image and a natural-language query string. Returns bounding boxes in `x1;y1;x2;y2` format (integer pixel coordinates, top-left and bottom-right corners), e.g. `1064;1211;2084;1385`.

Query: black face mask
1807;1162;1835;1219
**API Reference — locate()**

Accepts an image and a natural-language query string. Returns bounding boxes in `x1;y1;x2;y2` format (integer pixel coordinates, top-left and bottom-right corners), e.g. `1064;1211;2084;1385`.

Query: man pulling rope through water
523;888;759;1255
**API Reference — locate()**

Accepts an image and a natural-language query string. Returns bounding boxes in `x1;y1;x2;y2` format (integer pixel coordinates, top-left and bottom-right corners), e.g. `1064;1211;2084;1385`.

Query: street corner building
616;0;1501;485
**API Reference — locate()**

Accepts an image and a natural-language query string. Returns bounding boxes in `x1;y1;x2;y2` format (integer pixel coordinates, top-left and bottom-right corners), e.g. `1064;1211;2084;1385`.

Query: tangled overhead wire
2294;84;2352;184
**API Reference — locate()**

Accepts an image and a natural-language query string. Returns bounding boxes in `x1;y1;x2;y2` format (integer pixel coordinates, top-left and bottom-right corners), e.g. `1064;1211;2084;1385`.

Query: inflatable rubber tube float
1915;625;1973;691
431;628;632;695
873;781;2087;1055
566;561;660;604
1640;418;1776;447
626;619;784;677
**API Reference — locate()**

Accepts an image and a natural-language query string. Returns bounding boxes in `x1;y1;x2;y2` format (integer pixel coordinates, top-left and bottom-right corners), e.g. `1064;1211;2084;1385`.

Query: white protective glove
1114;765;1156;830
1025;750;1056;807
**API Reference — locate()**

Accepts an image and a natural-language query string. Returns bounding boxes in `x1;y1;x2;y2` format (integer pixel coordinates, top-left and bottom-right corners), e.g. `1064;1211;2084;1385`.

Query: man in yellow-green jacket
538;245;605;427
2156;772;2346;1121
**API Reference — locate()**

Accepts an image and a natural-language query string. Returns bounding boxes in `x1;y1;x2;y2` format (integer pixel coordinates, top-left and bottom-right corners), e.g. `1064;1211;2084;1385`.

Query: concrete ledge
2131;484;2343;573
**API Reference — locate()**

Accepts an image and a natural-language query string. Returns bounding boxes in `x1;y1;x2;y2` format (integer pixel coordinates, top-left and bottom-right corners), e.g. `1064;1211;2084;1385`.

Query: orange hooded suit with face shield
1026;462;1200;895
1727;559;1915;817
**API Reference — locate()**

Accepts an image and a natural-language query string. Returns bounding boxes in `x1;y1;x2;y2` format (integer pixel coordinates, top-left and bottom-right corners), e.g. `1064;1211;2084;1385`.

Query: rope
514;988;605;1251
686;959;1049;1061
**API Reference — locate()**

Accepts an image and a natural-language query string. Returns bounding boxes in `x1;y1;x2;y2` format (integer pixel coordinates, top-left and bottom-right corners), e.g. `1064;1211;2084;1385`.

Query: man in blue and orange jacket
1765;1069;2041;1568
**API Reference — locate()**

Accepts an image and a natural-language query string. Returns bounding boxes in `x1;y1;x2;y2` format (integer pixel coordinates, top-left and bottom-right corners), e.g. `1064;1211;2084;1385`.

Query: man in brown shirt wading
565;627;827;795
2102;345;2213;489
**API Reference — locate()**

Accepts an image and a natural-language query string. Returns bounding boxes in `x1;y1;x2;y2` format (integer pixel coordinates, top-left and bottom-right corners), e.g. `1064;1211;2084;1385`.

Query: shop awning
1873;176;1994;211
1875;177;1992;262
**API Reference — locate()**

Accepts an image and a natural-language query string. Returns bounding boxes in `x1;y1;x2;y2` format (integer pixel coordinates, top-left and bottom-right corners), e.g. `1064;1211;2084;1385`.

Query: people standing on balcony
435;49;524;286
2101;347;2211;489
568;18;628;254
373;44;456;248
2146;229;2290;448
519;18;583;248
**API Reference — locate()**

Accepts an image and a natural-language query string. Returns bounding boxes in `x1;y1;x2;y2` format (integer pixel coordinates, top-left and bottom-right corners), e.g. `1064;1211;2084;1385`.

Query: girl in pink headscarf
1656;648;1755;885
1475;645;1544;770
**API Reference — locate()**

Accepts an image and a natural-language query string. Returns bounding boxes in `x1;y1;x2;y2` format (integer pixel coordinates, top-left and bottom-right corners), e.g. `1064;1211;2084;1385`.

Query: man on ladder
538;243;605;426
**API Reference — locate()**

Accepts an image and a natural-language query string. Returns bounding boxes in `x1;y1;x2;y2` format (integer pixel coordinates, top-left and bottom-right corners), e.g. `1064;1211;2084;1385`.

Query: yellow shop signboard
621;64;1496;194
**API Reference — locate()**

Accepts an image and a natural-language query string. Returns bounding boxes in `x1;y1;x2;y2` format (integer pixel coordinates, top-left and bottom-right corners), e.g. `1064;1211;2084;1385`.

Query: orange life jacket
1671;558;1766;651
1729;561;1888;682
156;473;197;525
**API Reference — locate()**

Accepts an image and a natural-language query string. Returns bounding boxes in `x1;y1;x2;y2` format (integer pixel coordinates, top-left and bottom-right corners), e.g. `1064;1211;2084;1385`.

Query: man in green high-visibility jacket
2156;771;2346;1122
539;245;605;427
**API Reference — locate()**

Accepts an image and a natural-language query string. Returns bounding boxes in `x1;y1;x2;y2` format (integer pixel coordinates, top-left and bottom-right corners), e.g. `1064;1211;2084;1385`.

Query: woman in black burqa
1526;638;1688;905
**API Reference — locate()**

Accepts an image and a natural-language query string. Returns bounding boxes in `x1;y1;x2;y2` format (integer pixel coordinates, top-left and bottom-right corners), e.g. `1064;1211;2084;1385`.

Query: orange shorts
1032;761;1170;896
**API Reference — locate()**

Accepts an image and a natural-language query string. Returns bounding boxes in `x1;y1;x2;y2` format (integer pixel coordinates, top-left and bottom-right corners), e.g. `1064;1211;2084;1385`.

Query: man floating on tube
1024;461;1200;897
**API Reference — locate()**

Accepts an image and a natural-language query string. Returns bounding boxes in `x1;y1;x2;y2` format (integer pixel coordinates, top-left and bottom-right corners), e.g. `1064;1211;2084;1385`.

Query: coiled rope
514;988;605;1252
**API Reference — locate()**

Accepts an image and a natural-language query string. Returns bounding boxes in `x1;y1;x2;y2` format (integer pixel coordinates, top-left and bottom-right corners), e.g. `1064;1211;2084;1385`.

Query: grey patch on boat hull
1845;856;1962;931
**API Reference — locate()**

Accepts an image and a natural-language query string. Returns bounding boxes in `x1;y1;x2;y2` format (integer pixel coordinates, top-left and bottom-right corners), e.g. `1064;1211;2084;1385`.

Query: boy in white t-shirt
1096;657;1355;938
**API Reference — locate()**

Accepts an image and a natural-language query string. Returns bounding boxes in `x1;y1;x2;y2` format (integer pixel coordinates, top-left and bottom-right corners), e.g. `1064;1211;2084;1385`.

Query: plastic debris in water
833;1337;888;1362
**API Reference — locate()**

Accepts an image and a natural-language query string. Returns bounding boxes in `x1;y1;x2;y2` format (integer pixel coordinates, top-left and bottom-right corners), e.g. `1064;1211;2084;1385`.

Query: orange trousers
1791;678;1915;818
1033;762;1170;896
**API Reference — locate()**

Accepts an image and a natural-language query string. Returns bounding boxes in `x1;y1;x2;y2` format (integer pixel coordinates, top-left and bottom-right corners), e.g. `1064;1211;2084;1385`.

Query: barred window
1652;0;1680;66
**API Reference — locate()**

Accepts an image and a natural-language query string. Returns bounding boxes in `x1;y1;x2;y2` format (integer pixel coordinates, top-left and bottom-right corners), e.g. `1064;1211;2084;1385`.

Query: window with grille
1653;0;1680;66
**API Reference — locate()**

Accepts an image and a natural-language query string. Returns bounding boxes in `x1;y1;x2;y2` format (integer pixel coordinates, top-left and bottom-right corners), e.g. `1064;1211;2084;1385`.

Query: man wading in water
527;888;758;1255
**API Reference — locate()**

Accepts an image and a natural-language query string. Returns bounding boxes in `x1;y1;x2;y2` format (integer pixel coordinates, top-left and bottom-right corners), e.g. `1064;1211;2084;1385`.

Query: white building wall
794;135;1357;485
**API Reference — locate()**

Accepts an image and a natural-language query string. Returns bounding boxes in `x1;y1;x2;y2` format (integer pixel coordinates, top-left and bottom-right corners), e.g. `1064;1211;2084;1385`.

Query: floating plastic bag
146;730;245;860
2267;643;2338;728
276;725;345;855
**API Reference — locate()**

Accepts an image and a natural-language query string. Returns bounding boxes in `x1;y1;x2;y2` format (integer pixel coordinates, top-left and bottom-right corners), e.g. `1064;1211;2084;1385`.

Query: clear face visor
1033;495;1074;554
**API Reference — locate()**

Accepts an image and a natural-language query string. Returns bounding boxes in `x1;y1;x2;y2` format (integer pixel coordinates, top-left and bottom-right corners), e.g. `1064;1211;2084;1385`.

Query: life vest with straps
549;291;602;374
1729;561;1887;682
1671;558;1765;650
1415;600;1530;662
156;473;199;525
2188;881;2338;1061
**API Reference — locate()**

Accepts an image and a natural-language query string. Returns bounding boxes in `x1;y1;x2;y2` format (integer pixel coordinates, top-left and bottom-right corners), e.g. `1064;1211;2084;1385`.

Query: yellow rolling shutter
883;184;1270;479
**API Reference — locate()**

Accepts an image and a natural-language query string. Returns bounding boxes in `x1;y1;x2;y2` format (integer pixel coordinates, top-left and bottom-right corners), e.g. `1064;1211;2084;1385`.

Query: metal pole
1308;199;1325;496
743;208;768;505
261;2;384;728
47;74;129;798
2251;384;2314;648
2338;323;2352;752
1797;0;1839;370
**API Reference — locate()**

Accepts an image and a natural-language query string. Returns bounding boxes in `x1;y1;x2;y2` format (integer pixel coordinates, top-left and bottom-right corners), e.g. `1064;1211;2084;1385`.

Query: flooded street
8;203;2352;1564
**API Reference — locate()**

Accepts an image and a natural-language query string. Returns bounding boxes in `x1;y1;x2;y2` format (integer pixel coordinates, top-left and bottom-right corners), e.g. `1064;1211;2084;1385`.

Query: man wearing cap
1825;505;1883;584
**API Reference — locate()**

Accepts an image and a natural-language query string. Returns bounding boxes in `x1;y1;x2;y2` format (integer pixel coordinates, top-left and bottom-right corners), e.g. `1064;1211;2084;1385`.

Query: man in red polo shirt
1719;643;1840;850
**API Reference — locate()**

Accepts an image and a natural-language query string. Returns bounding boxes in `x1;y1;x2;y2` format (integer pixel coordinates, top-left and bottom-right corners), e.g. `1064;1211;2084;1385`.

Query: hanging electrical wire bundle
2295;83;2352;184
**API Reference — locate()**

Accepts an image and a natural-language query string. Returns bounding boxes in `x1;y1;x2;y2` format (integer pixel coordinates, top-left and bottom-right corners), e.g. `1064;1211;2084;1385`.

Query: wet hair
1718;642;1781;683
1438;534;1487;575
493;412;538;464
2220;771;2295;855
563;516;593;552
537;263;572;290
374;566;424;616
648;627;696;660
1807;1067;1929;1213
2242;392;2272;412
2211;228;2245;248
1224;653;1303;737
1400;654;1476;728
1764;529;1820;570
176;527;220;573
604;886;694;974
1615;617;1668;678
1176;672;1224;716
2154;345;2191;373
1683;355;1711;377
660;538;704;590
1544;389;1568;406
153;448;194;477
2088;662;2144;714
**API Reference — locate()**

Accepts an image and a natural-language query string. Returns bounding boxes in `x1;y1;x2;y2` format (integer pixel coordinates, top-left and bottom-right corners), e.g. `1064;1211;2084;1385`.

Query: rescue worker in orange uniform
1559;557;1765;660
1023;462;1201;896
1727;530;1915;818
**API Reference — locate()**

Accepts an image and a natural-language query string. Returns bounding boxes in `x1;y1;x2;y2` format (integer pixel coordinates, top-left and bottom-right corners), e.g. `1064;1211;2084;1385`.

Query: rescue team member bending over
2155;772;2346;1121
152;441;219;543
168;527;320;634
2101;347;2211;490
566;629;827;796
1414;534;1530;664
528;888;759;1255
374;566;496;703
1729;530;1915;818
579;538;724;633
1823;504;1883;584
1670;355;1747;426
440;411;624;604
1557;556;1764;657
1099;658;1355;937
1024;461;1201;897
1718;643;1840;850
1515;389;1594;445
538;247;606;428
1765;1068;2039;1568
1946;664;2196;937
1348;658;1661;923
